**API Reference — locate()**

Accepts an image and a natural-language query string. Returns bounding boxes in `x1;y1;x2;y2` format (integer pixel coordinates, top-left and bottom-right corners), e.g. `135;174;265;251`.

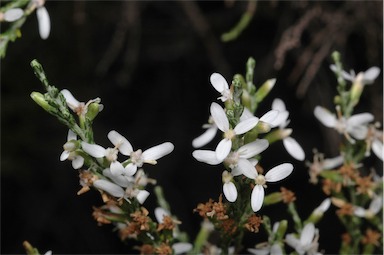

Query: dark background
1;1;382;254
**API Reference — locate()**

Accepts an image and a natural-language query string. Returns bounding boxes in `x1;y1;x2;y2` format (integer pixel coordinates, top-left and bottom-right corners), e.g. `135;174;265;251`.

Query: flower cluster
28;52;382;255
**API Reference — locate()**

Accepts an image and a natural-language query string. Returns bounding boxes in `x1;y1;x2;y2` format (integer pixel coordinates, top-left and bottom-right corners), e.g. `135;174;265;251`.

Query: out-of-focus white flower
210;73;233;102
210;102;259;161
241;162;293;212
61;89;103;116
222;171;237;202
269;98;305;161
314;106;374;143
330;65;381;85
365;124;383;161
192;116;218;148
172;242;193;254
307;150;344;184
354;195;382;219
312;198;331;217
248;222;283;255
3;8;24;22
60;129;84;169
285;223;322;255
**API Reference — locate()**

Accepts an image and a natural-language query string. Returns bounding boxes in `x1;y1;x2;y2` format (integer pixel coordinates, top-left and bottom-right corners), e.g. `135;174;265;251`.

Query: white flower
3;8;24;22
314;106;374;142
330;65;381;85
270;98;305;161
211;102;259;161
241;162;293;212
307;151;344;184
312;198;331;217
124;141;175;176
81;130;132;175
285;223;321;255
93;179;150;204
210;73;233;102
225;139;269;176
192;116;218;148
173;242;193;254
60;129;84;169
61;89;103;116
354;195;382;219
222;171;237;202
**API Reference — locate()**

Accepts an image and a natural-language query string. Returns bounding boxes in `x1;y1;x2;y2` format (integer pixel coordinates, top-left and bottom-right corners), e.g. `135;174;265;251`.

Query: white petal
136;190;150;204
142;142;174;161
234;117;259;135
348;113;374;126
192;150;222;165
107;130;133;155
124;163;138;176
251;185;265;212
372;139;383;161
314;106;337;128
369;196;383;214
238;139;269;159
67;129;77;141
285;234;301;250
210;73;229;93
44;251;52;255
215;138;232;161
240;107;255;121
269;111;289;128
265;163;293;182
60;150;70;161
323;155;344;169
61;89;81;110
210;102;229;132
154;207;169;223
192;126;218;148
4;8;24;22
260;110;279;124
272;98;286;112
237;158;258;179
270;243;283;255
283;137;305;161
363;67;380;82
353;207;366;217
300;223;315;246
36;6;50;39
81;142;106;158
93;179;124;197
110;161;125;176
173;242;193;254
248;248;269;255
348;125;368;140
72;156;84;169
314;198;331;214
223;182;238;202
103;168;130;187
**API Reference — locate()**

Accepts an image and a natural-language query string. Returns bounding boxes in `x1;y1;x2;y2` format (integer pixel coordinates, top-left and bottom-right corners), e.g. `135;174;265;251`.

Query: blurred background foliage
1;1;382;254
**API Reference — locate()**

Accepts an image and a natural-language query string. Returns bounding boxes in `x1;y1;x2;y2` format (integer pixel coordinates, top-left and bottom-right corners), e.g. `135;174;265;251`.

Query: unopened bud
255;78;276;103
350;72;364;107
86;102;103;121
263;192;283;205
30;91;55;112
264;128;292;143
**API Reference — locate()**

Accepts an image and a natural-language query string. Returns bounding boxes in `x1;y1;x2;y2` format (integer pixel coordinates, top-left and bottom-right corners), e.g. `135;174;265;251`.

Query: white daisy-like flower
3;8;24;22
330;65;381;85
307;151;344;184
93;179;150;204
81;130;132;176
314;106;374;142
240;162;293;212
222;171;237;202
211;102;259;161
61;89;103;116
225;139;269;176
354;195;382;219
285;223;321;255
60;129;84;169
192;116;218;148
269;98;305;161
248;222;283;255
210;73;233;102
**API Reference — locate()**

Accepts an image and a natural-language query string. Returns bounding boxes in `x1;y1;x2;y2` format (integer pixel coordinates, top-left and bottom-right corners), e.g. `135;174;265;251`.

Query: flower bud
275;220;288;240
255;78;276;103
264;128;292;143
86;102;103;121
263;192;283;205
350;72;364;107
30;91;55;112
